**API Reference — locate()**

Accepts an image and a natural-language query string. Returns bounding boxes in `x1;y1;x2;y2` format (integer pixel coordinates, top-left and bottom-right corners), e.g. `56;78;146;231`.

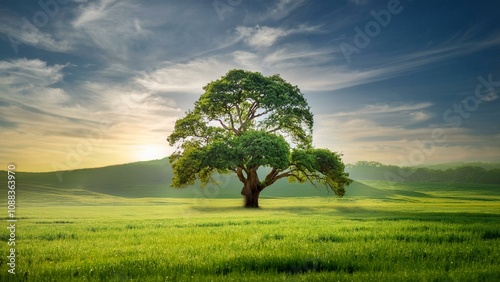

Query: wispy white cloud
187;30;500;93
70;0;152;61
255;0;308;22
0;16;72;53
373;33;500;75
130;47;409;95
136;57;238;94
236;24;320;48
263;45;336;66
410;111;432;122
73;0;118;27
0;58;66;87
131;26;500;104
0;58;181;171
0;59;103;128
314;116;500;165
135;48;377;93
332;103;433;117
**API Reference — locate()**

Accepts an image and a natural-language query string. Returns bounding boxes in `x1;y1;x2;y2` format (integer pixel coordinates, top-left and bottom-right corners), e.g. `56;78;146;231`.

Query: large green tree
167;70;351;208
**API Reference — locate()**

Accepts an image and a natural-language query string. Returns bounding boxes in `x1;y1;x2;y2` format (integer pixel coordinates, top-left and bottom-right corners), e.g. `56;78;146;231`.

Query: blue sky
1;0;499;172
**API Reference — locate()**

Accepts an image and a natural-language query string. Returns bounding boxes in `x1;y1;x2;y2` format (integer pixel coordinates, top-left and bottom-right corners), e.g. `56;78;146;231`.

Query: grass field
1;180;500;281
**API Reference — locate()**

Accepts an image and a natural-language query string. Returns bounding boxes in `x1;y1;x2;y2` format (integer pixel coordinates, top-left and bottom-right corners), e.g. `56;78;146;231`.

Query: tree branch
252;109;270;119
218;113;239;135
264;165;323;189
246;101;259;119
263;167;280;186
262;170;294;188
240;106;270;133
273;171;294;182
235;103;244;128
226;108;240;135
234;167;247;184
217;119;230;131
242;166;250;176
267;126;282;133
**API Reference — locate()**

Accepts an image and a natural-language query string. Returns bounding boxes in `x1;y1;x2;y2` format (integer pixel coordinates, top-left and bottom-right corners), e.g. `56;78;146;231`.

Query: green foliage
167;69;313;148
235;130;290;170
170;130;291;187
290;149;352;196
167;69;350;198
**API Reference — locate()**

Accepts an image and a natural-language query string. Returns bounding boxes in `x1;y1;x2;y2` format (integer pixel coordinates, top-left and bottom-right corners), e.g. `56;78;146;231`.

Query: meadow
1;179;500;281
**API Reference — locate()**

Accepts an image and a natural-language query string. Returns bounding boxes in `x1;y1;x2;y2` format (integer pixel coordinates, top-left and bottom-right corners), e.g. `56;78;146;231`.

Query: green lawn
1;181;500;281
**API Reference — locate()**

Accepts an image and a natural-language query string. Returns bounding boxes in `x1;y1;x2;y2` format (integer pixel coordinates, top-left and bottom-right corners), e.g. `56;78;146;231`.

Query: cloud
236;24;320;48
410;111;432;122
0;58;66;87
0;15;72;53
0;58;182;171
0;58;100;128
134;49;352;94
71;0;152;61
256;0;308;21
205;30;500;93
135;47;379;94
333;103;433;117
368;33;500;75
73;0;118;27
314;115;500;165
263;45;336;66
132;29;500;98
136;58;235;94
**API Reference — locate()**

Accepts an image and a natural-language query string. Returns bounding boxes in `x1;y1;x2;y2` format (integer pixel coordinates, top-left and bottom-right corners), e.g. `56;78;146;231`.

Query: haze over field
1;0;500;172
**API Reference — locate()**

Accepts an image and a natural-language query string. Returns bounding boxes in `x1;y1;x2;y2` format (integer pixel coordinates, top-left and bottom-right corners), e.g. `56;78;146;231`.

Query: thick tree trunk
243;188;260;208
240;169;262;208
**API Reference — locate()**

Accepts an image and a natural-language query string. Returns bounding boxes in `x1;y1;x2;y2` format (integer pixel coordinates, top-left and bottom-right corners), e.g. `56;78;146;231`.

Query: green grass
1;180;500;281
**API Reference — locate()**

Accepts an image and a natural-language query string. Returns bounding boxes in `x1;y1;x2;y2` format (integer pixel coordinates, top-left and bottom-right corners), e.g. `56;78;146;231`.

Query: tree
167;69;352;208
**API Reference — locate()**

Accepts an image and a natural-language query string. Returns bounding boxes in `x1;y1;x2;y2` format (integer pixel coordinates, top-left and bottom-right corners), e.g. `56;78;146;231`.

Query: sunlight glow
135;145;168;161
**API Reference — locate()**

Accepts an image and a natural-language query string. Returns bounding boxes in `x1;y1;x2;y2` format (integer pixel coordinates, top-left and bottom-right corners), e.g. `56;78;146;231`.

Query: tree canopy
167;69;351;207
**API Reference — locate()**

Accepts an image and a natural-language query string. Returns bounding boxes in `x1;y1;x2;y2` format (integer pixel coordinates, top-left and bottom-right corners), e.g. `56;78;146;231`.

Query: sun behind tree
167;69;352;208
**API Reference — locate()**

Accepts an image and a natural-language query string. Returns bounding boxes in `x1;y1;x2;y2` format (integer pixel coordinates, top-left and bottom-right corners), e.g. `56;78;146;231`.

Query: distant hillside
7;158;173;198
415;162;500;170
346;161;500;184
2;159;499;202
1;158;356;199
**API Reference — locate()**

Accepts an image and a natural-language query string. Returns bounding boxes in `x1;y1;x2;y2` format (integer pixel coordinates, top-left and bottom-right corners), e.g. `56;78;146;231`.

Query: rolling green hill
1;158;357;200
346;161;500;183
2;158;499;204
416;162;500;170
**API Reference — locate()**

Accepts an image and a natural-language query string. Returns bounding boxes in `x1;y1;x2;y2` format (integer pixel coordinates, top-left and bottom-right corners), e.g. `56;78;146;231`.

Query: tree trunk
243;188;260;208
240;169;262;208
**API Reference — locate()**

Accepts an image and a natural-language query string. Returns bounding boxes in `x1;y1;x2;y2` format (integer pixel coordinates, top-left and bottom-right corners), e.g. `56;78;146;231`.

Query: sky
1;0;499;172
